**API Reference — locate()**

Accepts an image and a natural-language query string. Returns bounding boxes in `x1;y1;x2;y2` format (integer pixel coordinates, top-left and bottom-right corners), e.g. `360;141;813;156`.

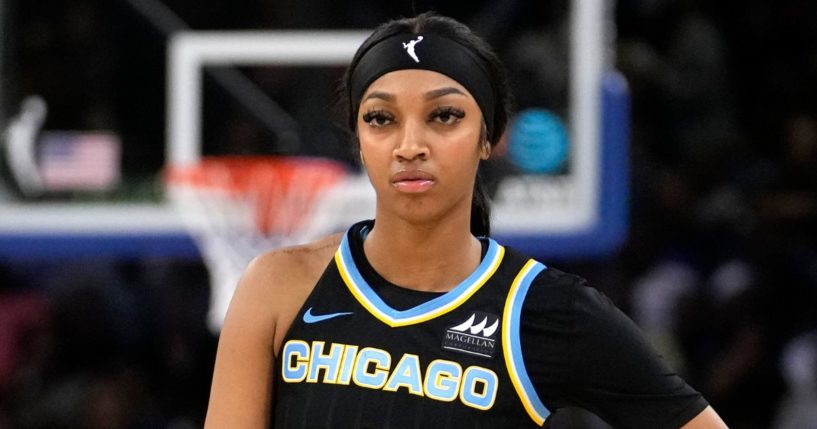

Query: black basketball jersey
273;221;708;428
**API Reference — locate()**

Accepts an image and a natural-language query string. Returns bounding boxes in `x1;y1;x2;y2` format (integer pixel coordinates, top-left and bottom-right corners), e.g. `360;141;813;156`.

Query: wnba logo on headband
402;36;424;63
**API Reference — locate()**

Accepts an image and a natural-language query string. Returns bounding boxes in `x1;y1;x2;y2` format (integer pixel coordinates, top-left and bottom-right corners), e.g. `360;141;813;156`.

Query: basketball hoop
164;156;349;331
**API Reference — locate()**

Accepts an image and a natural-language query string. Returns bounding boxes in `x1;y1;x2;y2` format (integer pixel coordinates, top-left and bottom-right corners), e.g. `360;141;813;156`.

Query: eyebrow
362;91;394;102
425;87;466;100
361;87;466;103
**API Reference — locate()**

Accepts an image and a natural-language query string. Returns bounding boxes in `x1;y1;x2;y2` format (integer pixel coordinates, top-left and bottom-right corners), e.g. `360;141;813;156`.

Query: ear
480;141;492;160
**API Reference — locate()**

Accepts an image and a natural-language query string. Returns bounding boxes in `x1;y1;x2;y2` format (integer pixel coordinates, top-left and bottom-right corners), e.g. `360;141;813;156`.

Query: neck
363;211;482;293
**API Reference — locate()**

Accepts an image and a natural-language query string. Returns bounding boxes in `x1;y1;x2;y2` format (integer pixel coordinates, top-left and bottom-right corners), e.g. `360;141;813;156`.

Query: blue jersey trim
503;260;550;425
336;232;503;326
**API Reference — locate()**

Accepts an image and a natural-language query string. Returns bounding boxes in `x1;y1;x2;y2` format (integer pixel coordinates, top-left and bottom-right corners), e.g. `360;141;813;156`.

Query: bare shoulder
234;232;343;354
246;232;342;291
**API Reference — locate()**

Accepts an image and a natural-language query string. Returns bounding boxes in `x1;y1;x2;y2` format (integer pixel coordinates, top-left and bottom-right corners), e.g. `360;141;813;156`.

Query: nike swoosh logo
303;307;353;324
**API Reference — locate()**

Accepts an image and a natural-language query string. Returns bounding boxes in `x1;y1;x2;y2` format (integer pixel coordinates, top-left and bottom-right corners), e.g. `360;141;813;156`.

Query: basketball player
204;12;728;428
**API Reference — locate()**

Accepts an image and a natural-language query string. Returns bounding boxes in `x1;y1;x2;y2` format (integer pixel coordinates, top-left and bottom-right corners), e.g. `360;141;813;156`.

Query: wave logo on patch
442;311;499;358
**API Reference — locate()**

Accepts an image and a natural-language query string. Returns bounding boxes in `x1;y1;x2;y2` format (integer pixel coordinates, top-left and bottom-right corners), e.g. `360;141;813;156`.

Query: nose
393;119;429;161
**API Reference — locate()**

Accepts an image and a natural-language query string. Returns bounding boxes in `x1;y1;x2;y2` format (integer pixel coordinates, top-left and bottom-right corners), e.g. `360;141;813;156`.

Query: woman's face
357;69;489;223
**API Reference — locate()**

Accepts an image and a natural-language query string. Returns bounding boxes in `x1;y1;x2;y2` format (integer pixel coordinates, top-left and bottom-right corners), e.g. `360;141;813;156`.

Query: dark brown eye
430;107;465;125
362;110;394;128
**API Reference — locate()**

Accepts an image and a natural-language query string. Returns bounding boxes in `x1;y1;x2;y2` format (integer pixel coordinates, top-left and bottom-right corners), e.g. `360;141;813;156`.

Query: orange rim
165;156;348;235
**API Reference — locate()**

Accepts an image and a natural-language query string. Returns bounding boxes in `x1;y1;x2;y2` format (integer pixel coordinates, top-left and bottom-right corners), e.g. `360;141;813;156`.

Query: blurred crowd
614;1;817;427
1;0;816;428
0;259;215;429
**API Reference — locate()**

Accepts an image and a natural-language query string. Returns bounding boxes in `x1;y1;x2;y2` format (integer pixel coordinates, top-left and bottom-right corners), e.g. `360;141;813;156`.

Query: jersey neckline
334;220;506;327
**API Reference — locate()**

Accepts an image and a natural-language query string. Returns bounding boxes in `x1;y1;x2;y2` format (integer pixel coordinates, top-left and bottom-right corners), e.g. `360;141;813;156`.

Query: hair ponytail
471;171;491;237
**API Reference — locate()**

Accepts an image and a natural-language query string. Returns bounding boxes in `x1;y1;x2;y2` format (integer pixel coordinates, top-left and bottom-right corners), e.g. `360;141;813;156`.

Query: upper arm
566;285;710;427
520;271;714;428
203;254;281;429
203;236;340;428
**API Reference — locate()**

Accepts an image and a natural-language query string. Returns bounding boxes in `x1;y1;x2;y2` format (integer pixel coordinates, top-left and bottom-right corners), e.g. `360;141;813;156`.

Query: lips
391;170;436;193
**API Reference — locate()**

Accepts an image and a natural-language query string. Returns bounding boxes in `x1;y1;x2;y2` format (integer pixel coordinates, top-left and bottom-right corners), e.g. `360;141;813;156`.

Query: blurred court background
1;1;816;428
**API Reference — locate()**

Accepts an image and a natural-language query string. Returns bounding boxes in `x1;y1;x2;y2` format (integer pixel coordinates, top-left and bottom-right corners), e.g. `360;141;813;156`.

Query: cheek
437;129;484;169
358;135;386;163
357;137;391;183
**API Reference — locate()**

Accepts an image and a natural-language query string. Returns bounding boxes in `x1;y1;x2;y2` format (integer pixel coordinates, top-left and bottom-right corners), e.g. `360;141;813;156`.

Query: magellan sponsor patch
442;311;499;358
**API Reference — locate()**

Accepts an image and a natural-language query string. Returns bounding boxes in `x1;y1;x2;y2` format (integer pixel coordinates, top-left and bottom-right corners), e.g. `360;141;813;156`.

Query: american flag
39;132;121;191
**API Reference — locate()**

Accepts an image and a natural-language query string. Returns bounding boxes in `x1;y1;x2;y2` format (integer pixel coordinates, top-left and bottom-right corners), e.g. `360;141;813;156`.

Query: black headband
349;33;495;140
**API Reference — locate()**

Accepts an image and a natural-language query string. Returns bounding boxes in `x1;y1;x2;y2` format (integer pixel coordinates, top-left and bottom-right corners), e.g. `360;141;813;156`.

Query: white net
165;156;374;331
